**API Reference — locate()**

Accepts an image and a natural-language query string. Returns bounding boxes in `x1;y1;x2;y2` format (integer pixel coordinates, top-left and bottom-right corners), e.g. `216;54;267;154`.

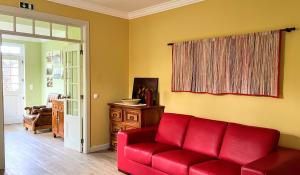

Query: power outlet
20;2;34;10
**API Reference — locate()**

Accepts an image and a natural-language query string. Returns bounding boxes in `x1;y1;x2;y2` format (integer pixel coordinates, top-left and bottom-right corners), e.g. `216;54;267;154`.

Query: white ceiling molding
47;0;204;19
47;0;129;19
128;0;204;19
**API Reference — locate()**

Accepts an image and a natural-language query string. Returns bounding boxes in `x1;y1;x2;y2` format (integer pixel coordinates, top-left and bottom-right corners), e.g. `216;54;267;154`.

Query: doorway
0;5;90;170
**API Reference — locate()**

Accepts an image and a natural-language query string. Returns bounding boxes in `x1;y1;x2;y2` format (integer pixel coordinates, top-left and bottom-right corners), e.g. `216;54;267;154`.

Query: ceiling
88;0;171;12
48;0;204;19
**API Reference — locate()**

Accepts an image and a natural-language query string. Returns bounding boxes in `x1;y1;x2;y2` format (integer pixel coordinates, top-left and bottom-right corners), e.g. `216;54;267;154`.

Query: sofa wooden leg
34;130;37;134
25;127;28;131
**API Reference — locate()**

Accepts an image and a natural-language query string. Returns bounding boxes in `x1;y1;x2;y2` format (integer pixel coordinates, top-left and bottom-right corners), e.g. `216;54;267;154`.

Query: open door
63;44;83;152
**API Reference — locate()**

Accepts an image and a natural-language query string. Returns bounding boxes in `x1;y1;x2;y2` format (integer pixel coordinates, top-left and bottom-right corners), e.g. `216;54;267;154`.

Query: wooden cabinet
108;103;165;151
52;100;64;138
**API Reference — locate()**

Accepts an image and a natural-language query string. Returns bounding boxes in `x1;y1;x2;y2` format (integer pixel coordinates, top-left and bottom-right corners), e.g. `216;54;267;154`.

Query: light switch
93;93;99;99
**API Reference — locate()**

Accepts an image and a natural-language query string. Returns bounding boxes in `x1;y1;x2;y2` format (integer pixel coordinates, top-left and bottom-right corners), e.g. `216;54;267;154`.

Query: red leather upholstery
117;113;300;175
189;160;241;175
125;142;177;165
152;150;212;175
117;127;158;174
155;113;192;147
183;118;227;157
241;148;300;175
219;123;280;165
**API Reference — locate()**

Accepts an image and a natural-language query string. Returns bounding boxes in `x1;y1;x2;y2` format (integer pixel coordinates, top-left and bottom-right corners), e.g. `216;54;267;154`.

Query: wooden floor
3;124;124;175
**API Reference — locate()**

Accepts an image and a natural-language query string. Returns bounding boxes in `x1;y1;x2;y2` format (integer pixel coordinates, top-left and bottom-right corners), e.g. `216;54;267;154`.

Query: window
35;20;50;36
16;17;33;34
0;13;83;41
0;14;14;31
67;26;81;40
52;23;66;38
1;45;21;55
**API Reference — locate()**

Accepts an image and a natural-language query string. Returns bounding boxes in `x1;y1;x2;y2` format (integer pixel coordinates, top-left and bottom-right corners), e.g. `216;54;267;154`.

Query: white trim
0;5;91;156
89;143;110;153
46;0;204;19
128;0;204;19
0;5;85;27
0;34;5;170
47;0;128;19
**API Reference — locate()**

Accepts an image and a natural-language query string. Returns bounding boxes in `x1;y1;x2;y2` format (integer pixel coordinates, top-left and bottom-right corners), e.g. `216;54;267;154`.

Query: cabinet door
58;111;64;137
52;111;57;133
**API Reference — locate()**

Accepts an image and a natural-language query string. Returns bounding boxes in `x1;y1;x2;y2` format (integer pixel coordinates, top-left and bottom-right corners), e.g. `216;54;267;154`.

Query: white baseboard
89;143;110;152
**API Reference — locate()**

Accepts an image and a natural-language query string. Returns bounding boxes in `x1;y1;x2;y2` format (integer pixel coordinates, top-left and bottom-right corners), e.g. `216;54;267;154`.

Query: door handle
61;95;71;99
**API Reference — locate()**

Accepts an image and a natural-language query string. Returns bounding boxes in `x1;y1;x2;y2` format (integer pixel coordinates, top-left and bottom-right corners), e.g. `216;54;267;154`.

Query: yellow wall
0;0;129;147
129;0;300;149
1;0;300;150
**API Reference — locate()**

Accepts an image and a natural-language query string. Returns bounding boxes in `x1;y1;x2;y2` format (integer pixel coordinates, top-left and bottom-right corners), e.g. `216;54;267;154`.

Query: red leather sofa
118;113;300;175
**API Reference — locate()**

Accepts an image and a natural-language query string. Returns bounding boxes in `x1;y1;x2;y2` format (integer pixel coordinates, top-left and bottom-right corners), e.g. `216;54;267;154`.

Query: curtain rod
167;27;296;46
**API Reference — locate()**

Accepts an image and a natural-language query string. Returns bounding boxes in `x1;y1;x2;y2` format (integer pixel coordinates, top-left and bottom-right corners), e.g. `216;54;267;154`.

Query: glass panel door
64;45;83;152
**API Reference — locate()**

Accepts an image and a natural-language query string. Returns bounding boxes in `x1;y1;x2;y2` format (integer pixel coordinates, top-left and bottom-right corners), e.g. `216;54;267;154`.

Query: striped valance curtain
172;30;281;97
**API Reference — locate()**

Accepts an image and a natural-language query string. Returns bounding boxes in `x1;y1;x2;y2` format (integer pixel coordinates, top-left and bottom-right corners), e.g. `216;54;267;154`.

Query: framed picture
46;64;53;75
47;77;53;87
132;78;159;105
46;52;52;63
52;51;64;79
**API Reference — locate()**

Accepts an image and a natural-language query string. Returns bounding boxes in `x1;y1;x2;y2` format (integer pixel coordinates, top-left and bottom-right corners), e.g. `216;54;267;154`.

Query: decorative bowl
121;99;141;105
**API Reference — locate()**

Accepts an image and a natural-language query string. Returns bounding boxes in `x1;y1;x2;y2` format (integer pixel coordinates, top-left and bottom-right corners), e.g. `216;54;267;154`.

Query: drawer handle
112;113;118;117
113;127;122;132
127;115;136;121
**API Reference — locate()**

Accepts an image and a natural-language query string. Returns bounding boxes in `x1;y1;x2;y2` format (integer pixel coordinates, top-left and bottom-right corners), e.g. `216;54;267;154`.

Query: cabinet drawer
125;125;138;131
111;123;124;134
52;104;58;110
124;109;140;124
110;108;122;122
58;105;64;111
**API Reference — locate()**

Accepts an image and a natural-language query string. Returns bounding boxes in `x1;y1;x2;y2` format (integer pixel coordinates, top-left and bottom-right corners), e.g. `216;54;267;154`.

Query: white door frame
0;33;5;170
0;5;91;169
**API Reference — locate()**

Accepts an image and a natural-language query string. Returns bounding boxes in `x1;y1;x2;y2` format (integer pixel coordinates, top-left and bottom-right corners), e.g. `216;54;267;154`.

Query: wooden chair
23;93;61;134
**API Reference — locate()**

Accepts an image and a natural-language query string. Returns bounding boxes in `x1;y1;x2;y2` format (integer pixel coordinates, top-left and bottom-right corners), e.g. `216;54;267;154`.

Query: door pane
67;100;78;116
16;17;33;34
1;45;21;55
2;59;20;93
52;23;66;38
0;14;14;31
67;26;81;40
35;20;50;36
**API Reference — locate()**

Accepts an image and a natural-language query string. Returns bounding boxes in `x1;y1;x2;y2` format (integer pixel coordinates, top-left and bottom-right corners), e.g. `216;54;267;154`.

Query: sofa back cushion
183;118;228;157
219;123;280;165
155;113;192;147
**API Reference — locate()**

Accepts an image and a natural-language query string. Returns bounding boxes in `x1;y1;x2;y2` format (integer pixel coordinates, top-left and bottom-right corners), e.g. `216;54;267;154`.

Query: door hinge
80;49;83;55
81;139;84;144
80;95;84;100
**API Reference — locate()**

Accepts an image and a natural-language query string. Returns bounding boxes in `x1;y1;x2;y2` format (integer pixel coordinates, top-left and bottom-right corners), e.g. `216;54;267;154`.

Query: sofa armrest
118;126;157;145
117;127;157;171
242;148;300;175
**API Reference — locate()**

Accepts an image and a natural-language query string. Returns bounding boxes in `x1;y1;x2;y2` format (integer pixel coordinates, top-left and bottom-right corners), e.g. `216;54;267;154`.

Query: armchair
23;93;61;134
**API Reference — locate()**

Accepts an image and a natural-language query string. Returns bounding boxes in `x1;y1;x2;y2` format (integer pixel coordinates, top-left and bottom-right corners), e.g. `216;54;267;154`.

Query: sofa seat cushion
155;113;192;147
124;142;177;165
219;123;280;165
152;150;213;175
183;118;227;157
189;160;241;175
